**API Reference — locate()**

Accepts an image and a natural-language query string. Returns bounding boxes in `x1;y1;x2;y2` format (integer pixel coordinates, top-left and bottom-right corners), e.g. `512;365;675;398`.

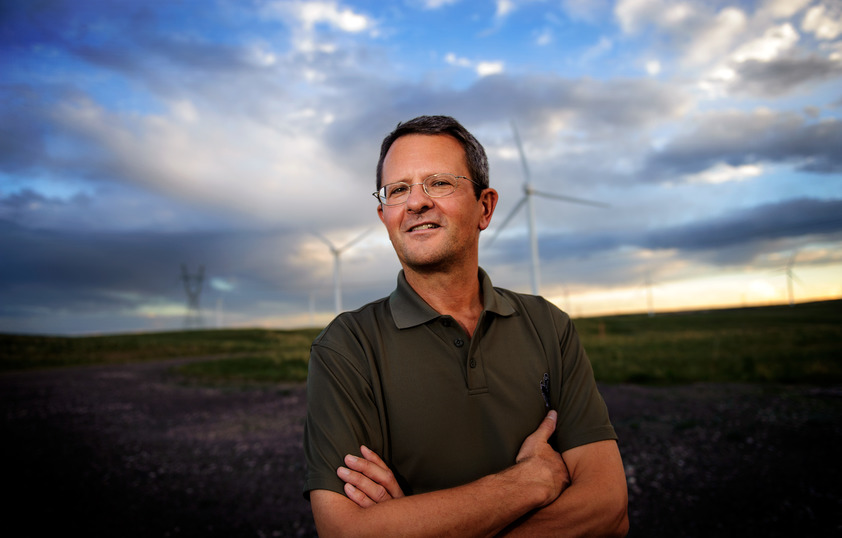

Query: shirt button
454;338;464;347
469;359;477;368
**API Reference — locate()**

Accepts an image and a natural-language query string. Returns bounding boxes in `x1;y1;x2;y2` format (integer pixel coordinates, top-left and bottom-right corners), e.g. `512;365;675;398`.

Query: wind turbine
783;251;802;307
314;228;373;315
643;271;655;317
487;121;610;295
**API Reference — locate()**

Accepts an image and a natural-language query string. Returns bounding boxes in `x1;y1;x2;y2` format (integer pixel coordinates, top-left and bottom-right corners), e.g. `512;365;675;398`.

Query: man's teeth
411;224;438;231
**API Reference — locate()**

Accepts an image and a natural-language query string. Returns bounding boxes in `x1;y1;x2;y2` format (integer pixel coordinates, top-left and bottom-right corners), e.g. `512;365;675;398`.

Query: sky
1;0;841;335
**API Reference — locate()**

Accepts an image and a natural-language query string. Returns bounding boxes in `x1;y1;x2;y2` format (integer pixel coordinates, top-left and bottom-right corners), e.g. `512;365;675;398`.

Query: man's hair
376;115;490;198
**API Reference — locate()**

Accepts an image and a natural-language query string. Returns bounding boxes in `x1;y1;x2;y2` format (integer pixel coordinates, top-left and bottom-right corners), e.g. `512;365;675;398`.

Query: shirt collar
389;267;516;329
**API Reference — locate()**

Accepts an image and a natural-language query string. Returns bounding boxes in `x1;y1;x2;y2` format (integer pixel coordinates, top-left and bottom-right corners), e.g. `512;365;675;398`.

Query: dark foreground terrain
3;358;841;537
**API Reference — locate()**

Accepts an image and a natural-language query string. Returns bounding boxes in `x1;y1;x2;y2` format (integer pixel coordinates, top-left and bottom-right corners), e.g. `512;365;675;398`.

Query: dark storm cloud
729;55;842;97
492;198;842;266
0;219;311;318
643;112;842;180
643;198;842;251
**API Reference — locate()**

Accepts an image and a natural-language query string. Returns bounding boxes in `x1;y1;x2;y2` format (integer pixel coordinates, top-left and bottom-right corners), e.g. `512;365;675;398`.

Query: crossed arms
310;411;629;537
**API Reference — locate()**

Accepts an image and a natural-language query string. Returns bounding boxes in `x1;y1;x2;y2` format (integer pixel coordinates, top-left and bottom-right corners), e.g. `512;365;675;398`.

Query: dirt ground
2;357;841;537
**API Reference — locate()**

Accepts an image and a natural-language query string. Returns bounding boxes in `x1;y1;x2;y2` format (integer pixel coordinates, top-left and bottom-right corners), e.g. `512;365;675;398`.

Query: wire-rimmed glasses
373;173;478;206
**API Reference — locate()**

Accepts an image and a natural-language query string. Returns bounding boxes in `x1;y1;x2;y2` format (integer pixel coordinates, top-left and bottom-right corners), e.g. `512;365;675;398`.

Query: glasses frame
373;173;478;206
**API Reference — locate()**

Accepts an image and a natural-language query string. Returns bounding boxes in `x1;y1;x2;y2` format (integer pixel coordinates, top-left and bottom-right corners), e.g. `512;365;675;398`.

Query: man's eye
388;185;408;195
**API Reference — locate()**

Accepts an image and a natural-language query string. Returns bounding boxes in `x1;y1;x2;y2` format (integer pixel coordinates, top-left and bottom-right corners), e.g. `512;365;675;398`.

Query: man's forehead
382;133;468;178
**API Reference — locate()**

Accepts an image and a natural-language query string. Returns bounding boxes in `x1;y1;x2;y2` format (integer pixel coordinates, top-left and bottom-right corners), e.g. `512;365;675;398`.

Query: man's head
375;117;498;275
376;115;490;198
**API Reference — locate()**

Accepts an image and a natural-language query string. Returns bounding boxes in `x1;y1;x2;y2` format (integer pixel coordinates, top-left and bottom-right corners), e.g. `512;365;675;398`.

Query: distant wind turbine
783;251;802;307
487;121;610;295
643;272;655;317
314;228;373;315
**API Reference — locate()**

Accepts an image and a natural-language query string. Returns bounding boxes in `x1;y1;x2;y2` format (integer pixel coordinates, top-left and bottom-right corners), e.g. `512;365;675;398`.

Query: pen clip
540;372;550;410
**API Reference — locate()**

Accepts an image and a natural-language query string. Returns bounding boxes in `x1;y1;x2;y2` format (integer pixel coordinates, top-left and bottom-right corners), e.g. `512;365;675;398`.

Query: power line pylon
181;264;205;329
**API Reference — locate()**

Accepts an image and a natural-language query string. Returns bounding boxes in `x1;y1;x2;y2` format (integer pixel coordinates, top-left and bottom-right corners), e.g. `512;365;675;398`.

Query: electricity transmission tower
181;264;205;328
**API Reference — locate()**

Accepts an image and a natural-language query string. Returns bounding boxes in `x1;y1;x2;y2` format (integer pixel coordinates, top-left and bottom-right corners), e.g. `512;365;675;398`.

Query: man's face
377;133;497;273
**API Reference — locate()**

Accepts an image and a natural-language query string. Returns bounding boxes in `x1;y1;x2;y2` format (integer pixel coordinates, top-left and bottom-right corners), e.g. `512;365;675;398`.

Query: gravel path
3;358;841;537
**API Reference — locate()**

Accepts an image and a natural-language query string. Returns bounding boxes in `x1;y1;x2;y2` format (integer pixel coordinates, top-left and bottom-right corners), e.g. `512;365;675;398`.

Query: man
304;115;628;537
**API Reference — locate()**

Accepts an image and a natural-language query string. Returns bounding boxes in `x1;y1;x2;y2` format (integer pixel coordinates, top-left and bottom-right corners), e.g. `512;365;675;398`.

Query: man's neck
403;263;484;337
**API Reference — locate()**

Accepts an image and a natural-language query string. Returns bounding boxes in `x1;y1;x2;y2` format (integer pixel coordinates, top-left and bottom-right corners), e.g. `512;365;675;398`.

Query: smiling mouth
409;223;440;232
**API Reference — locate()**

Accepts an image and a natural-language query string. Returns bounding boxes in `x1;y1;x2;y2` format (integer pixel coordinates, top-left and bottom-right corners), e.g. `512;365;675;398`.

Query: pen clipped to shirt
540;372;551;410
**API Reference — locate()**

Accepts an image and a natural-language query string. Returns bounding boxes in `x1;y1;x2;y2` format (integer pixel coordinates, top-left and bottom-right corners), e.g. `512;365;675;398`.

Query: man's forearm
499;440;629;538
312;462;559;538
497;479;628;537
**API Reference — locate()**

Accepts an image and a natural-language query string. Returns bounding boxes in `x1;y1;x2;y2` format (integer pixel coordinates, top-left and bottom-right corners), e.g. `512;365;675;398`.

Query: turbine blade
510;120;531;185
486;196;527;247
531;189;611;208
338;227;374;253
312;232;337;251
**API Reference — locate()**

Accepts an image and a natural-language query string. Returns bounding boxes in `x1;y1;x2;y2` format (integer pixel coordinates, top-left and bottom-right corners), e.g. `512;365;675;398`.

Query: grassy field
2;299;840;385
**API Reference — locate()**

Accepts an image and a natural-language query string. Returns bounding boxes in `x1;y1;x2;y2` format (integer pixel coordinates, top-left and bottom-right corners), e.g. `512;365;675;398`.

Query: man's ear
478;188;499;231
377;203;385;224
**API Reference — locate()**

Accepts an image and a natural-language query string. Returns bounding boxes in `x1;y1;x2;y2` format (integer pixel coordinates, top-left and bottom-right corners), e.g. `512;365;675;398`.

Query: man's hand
337;445;405;507
509;410;570;507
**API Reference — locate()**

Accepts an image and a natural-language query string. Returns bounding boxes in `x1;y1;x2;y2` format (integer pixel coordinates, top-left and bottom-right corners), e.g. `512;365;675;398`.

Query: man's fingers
343;482;375;508
532;410;558;442
338;456;394;504
344;448;404;500
359;445;405;499
516;410;558;465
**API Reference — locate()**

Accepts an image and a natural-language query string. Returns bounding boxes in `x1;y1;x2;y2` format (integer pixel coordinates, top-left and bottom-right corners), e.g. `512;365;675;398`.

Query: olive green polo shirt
303;268;616;497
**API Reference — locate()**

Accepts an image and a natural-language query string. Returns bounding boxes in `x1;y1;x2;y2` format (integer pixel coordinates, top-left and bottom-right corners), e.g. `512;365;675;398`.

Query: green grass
2;300;840;385
0;328;322;376
575;300;842;385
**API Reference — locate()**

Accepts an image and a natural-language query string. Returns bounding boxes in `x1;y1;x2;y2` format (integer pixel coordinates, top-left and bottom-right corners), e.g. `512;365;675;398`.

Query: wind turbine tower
180;264;205;329
488;121;610;295
314;228;373;315
784;252;802;306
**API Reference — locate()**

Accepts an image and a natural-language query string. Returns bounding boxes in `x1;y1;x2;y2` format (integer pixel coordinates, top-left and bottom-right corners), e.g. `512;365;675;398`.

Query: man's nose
405;182;432;211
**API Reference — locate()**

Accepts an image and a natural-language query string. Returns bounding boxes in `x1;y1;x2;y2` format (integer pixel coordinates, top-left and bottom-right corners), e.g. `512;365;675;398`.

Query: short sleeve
552;307;617;453
303;330;384;497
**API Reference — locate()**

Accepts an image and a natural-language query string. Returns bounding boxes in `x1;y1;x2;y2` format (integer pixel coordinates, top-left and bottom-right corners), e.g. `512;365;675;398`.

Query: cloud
417;0;460;8
759;0;812;20
562;0;612;23
445;53;505;77
802;2;842;40
266;1;372;32
615;0;700;35
495;0;516;19
644;110;842;181
685;163;763;184
643;198;842;253
731;23;799;63
505;198;842;272
727;53;842;96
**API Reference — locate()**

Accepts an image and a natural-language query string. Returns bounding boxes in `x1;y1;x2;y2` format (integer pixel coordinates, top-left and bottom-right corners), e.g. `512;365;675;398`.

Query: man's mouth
409;223;440;232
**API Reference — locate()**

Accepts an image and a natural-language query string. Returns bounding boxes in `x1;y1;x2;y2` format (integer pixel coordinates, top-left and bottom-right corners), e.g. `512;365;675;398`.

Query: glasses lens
382;182;410;205
424;174;458;197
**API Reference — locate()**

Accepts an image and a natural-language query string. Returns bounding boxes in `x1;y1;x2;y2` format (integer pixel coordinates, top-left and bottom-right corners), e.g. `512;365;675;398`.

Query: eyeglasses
373;173;478;206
